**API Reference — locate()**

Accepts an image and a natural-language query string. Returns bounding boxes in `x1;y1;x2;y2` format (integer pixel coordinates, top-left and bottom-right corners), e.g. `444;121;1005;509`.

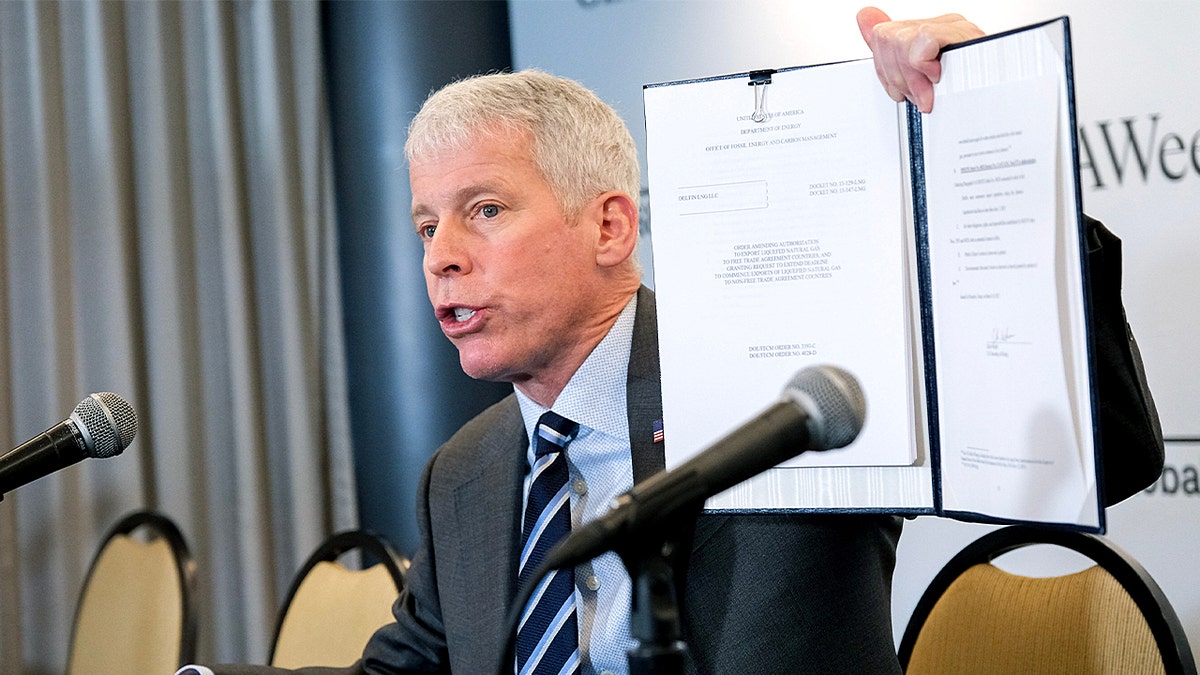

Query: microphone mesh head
784;365;866;449
71;393;138;458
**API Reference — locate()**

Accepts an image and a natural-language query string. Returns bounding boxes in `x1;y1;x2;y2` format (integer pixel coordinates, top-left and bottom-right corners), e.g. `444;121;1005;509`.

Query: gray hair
405;70;640;219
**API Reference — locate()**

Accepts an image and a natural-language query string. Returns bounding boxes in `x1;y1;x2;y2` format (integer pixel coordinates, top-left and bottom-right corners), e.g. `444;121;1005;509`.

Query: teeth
453;307;476;322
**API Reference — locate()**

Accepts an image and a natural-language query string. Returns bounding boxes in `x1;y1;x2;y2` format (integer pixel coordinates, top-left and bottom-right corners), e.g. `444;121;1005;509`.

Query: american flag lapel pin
652;419;664;444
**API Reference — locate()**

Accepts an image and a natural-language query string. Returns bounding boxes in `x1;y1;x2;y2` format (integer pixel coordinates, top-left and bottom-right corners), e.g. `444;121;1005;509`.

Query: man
185;7;1162;674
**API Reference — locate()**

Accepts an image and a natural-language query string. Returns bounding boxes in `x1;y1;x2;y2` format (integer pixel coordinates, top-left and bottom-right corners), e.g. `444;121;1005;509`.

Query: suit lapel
449;398;527;663
628;285;665;484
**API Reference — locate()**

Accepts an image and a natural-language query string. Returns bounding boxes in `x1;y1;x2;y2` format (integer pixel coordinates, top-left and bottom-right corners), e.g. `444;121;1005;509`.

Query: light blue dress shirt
515;294;638;675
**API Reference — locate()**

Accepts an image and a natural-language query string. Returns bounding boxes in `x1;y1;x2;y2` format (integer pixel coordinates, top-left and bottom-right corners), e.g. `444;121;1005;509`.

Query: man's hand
856;6;984;113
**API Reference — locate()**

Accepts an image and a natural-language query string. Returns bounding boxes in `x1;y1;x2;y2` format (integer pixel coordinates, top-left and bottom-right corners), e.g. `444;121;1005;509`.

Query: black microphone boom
544;365;865;569
0;392;137;497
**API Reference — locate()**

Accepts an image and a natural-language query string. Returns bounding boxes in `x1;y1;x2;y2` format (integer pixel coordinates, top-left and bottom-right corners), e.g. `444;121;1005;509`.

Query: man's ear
592;191;639;268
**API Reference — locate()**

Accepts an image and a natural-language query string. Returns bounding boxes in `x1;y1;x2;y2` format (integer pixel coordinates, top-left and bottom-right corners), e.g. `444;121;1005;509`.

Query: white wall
509;0;1200;652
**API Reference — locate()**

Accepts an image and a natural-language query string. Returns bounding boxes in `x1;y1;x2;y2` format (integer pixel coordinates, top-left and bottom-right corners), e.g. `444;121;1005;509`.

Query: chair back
270;529;409;668
900;525;1196;675
67;510;197;675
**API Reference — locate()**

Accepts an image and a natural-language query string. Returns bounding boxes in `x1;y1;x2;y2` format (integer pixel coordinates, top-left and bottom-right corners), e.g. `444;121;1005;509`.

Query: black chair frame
899;525;1196;675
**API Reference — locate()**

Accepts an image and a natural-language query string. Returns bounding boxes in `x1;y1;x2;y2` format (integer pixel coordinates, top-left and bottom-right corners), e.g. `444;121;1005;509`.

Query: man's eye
420;224;437;239
480;204;500;218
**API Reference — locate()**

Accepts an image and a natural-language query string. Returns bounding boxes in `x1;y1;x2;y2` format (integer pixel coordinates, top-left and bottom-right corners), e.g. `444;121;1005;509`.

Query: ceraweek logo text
1078;113;1200;189
1142;463;1200;497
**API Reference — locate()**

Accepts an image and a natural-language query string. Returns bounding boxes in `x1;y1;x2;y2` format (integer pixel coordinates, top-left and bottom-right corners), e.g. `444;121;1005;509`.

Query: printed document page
921;25;1098;526
644;58;919;495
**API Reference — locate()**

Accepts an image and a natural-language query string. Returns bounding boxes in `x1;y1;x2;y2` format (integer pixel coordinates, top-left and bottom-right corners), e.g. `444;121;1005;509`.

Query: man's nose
425;219;471;277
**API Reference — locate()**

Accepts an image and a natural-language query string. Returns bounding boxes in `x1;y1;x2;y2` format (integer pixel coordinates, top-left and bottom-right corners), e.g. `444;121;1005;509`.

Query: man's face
410;129;605;394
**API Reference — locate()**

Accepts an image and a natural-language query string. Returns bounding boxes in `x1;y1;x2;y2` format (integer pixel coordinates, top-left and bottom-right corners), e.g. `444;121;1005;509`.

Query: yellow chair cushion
67;534;183;675
907;563;1165;675
271;560;400;668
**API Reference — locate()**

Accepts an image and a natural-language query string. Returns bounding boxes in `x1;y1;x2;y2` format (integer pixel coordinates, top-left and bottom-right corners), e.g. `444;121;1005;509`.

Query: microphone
0;392;137;497
546;365;865;568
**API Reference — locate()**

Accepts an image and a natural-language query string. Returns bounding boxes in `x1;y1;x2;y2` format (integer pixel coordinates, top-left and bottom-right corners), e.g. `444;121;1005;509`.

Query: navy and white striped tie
516;411;581;675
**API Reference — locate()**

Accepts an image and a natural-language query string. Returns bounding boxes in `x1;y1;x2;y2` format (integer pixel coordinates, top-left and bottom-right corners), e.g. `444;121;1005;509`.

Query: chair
899;525;1196;675
66;509;198;675
269;529;409;668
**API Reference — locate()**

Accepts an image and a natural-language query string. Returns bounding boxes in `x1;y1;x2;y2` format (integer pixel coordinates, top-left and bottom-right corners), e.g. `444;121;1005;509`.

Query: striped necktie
516;411;581;675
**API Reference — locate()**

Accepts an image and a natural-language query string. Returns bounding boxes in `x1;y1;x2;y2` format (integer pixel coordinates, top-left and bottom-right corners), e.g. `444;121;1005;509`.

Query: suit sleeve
357;451;451;673
1086;215;1165;505
181;665;359;675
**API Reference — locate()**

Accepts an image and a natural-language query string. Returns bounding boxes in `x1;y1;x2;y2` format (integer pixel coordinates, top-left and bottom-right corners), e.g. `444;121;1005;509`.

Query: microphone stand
616;505;700;675
496;521;694;675
621;543;685;675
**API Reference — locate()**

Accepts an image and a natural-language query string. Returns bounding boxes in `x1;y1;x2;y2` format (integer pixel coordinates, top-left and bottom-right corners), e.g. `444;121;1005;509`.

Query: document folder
644;17;1102;532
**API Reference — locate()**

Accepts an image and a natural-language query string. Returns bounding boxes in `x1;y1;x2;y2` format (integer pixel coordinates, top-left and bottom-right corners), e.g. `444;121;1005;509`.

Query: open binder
644;18;1103;532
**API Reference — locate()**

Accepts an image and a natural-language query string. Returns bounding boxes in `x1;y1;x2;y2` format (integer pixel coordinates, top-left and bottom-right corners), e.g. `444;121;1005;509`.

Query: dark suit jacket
203;218;1162;674
358;285;905;674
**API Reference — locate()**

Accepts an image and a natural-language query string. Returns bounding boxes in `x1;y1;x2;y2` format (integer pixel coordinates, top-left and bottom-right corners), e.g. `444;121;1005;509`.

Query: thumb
856;6;892;46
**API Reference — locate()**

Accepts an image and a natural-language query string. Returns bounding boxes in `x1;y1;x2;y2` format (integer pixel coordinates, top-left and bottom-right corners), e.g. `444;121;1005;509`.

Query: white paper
921;28;1097;526
645;59;918;481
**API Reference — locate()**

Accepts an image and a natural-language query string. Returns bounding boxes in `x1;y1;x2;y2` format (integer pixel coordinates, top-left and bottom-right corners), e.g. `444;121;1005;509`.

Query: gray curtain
0;1;357;672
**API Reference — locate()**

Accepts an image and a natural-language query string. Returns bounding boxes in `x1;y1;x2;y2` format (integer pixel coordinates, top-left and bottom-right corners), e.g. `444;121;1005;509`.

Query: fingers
870;41;908;104
906;25;947;82
856;8;985;113
901;67;936;114
859;8;907;104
